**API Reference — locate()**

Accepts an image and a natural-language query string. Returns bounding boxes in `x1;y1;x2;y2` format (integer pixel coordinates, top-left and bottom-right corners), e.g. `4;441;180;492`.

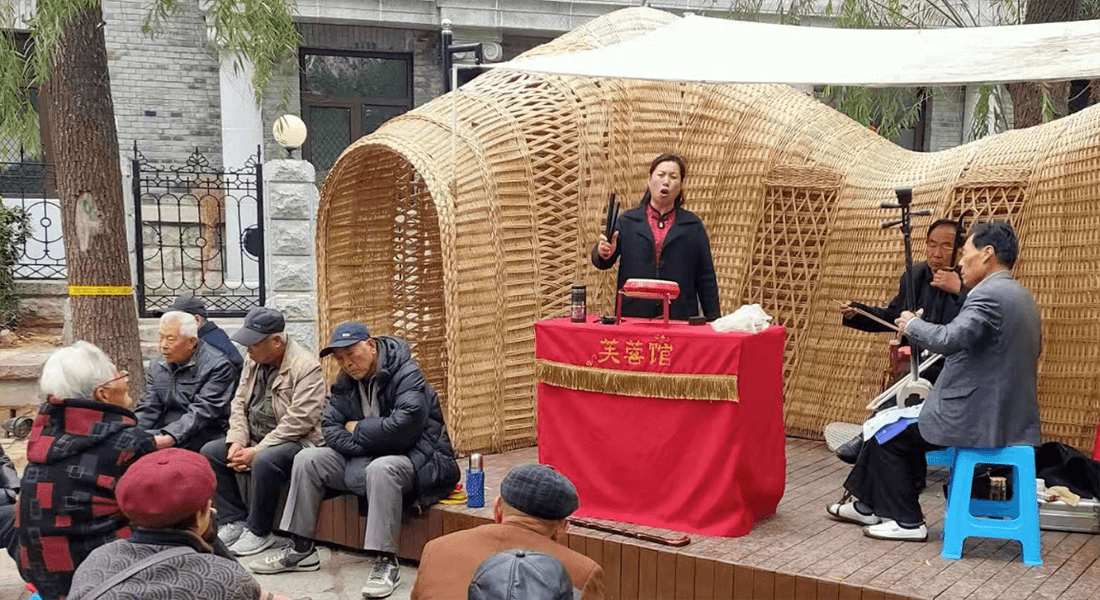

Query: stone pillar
263;159;319;352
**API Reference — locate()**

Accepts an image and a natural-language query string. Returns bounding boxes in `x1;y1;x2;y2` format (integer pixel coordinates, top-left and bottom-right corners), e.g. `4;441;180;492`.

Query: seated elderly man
251;322;459;599
827;221;1041;541
136;310;239;452
171;294;244;370
17;342;158;600
412;465;604;600
201;307;325;558
67;448;270;600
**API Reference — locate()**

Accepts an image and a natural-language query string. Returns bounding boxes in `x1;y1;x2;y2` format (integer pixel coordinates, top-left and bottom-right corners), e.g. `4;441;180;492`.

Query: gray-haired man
136;310;238;452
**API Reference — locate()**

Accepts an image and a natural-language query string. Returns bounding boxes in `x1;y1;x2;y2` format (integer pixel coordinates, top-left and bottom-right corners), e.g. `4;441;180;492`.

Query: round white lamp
273;114;307;158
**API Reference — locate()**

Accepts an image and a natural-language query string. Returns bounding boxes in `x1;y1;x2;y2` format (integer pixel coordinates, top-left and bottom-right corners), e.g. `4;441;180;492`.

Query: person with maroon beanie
67;448;272;600
16;341;157;600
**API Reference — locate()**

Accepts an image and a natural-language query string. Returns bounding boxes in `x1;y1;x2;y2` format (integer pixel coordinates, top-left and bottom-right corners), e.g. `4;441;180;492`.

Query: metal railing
0;153;65;280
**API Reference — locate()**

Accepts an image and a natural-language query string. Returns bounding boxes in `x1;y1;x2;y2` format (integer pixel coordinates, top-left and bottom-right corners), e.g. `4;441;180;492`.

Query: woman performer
591;153;721;321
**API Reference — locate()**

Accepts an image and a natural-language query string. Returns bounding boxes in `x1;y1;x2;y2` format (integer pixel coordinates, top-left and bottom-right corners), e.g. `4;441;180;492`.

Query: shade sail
494;14;1100;87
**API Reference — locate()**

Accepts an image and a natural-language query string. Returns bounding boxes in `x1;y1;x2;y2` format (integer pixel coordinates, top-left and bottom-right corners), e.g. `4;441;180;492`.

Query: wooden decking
312;438;1100;600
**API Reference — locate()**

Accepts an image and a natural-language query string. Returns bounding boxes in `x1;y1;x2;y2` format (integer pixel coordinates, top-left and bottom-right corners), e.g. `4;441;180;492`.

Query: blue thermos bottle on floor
467;453;484;508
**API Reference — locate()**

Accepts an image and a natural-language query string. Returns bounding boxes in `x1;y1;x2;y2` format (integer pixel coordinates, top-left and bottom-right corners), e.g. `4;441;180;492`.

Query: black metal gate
132;144;264;317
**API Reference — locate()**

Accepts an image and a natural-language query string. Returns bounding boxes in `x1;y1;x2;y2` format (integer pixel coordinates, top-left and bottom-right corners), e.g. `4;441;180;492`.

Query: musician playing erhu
834;219;967;463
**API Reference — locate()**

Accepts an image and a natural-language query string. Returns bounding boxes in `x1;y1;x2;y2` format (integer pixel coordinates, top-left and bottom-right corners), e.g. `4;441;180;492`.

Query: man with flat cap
200;307;326;558
67;448;276;600
251;321;459;599
412;464;604;600
171;294;244;371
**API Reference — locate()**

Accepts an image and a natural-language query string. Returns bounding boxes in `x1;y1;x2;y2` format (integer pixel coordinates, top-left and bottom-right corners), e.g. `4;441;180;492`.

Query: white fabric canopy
495;14;1100;87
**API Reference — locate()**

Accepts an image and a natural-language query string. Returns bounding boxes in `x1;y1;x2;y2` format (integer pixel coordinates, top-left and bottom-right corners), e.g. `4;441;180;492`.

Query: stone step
0;317;247;409
15;281;66;335
0;345;58;408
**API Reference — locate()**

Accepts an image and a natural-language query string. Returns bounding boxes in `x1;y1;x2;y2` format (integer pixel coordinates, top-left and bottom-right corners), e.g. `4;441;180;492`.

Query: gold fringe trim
535;360;738;402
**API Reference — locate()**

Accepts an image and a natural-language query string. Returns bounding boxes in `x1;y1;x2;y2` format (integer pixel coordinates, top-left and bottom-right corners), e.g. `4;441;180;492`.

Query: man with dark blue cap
250;321;459;600
199;306;326;559
170;294;243;371
411;465;603;600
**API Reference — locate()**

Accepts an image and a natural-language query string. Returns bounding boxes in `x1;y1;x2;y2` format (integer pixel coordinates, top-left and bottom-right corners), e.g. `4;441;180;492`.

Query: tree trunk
45;1;144;398
1005;0;1081;129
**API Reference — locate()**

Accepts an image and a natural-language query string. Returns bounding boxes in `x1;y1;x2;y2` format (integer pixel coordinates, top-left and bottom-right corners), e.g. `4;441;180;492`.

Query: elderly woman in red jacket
16;341;157;600
591;153;721;321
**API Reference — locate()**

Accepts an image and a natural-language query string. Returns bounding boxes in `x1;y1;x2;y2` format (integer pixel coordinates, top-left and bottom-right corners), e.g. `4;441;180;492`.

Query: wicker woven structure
317;7;1100;454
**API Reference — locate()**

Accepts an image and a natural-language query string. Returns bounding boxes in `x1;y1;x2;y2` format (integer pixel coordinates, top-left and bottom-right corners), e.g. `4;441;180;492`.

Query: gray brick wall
926;86;966;152
102;0;223;168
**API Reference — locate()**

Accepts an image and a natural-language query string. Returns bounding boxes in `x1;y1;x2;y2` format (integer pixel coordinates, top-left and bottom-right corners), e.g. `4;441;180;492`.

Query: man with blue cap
199;306;326;559
250;321;459;600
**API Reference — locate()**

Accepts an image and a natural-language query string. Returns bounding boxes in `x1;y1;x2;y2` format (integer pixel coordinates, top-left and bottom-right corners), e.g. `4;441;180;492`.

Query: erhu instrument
879;187;934;408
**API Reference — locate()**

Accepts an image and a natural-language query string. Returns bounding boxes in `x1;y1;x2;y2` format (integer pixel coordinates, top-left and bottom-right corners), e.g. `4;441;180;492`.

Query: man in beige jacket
200;307;326;557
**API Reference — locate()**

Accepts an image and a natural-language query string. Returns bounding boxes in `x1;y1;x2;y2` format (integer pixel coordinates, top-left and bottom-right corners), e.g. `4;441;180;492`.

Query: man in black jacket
251;322;459;599
136;311;240;452
833;219;966;463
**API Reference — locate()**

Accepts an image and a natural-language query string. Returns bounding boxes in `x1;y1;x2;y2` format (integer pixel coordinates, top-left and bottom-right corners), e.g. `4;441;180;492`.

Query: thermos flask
570;284;587;323
467;453;485;508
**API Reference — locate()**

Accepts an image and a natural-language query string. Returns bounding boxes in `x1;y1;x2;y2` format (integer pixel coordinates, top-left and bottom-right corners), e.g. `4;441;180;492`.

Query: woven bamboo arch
317;7;1100;454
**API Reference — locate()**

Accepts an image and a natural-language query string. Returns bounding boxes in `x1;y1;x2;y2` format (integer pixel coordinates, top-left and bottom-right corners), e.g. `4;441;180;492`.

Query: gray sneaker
361;556;401;598
229;529;276;556
250;547;321;574
217;521;246;547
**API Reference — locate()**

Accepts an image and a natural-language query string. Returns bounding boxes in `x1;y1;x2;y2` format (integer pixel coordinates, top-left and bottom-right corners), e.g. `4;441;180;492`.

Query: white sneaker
229;529;276;556
217;521;246;546
863;520;928;542
361;555;401;598
826;501;881;526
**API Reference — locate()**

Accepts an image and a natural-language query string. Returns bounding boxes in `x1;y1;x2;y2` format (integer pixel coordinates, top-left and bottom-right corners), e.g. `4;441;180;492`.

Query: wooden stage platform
313;438;1100;600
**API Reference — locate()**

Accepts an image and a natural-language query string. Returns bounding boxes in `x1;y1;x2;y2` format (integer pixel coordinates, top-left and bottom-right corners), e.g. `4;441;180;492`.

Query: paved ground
1;541;419;600
0;436;419;600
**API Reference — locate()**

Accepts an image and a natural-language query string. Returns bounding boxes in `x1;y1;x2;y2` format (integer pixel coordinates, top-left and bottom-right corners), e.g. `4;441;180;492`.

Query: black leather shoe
836;434;863;464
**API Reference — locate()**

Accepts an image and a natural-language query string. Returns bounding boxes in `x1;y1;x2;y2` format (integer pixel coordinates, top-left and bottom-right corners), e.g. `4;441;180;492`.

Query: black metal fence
0;152;65;280
132;144;264;317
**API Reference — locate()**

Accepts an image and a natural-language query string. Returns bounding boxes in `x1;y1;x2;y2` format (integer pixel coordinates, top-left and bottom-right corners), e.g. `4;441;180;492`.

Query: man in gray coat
827;221;1041;542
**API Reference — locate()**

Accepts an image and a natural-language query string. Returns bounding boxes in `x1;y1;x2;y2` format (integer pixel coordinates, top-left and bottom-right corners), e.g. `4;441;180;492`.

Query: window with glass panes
299;49;413;176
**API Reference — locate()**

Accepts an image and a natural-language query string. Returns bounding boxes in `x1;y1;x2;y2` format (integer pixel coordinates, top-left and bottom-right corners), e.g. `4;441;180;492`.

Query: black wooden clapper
604;192;619;241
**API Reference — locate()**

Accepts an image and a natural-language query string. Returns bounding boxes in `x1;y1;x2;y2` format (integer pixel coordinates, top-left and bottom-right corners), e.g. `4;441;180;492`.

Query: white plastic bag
711;304;773;333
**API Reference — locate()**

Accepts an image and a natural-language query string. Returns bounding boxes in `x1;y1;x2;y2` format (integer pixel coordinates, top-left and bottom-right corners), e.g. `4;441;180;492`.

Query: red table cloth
535;316;786;538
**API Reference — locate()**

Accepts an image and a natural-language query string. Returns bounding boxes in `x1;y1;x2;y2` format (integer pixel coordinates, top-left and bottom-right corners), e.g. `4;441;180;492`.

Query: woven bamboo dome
316;7;1100;454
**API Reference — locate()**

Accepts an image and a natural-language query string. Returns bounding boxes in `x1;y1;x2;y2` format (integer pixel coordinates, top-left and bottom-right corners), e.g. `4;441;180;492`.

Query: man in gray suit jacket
827;221;1041;542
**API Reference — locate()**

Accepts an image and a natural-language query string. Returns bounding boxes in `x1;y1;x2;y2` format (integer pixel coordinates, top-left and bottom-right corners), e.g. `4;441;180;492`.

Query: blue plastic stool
929;446;1042;566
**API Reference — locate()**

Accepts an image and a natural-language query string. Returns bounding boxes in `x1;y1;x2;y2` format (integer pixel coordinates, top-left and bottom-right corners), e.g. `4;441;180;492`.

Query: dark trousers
0;503;16;561
844;422;942;524
200;437;301;536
